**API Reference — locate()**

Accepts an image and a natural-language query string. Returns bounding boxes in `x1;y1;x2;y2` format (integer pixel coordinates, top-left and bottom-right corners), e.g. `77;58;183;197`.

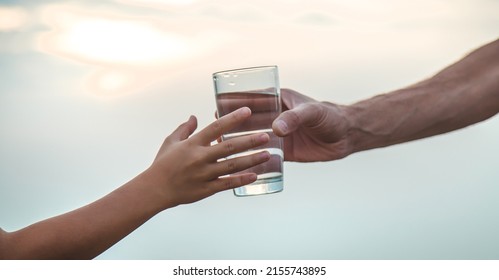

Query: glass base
233;176;283;197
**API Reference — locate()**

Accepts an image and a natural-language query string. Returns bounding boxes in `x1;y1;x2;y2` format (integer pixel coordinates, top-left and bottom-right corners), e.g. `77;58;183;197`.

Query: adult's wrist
341;97;389;155
318;101;358;160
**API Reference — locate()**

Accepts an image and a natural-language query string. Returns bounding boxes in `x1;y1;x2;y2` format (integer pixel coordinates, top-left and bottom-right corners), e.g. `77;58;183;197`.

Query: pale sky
0;0;498;259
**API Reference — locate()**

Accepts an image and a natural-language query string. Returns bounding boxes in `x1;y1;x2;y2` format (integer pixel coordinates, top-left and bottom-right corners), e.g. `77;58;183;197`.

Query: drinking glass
213;66;283;196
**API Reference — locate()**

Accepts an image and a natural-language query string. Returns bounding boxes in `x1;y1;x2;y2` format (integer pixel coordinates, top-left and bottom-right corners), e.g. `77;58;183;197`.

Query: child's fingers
214;111;222;143
206;173;258;194
207;133;269;161
168;115;198;142
191;107;251;144
209;151;270;178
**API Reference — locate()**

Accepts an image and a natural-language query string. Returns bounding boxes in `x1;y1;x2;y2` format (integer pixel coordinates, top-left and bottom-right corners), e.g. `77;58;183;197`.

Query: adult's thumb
272;103;322;137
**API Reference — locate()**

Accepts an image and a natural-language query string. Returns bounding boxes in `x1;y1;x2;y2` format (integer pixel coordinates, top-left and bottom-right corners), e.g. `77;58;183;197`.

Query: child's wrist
133;166;175;212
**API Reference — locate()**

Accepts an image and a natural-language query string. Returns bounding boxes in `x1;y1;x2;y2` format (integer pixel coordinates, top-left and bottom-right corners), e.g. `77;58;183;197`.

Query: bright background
0;0;498;259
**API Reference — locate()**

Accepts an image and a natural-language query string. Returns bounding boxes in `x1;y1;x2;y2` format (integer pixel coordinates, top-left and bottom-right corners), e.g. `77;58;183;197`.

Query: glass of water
213;66;283;196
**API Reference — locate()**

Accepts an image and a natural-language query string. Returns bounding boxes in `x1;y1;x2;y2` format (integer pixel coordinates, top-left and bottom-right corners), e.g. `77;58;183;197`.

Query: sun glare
36;4;207;96
0;7;28;31
53;18;191;65
97;71;130;91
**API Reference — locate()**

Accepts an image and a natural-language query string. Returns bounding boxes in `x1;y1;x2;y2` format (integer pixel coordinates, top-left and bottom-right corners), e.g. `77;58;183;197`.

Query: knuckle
286;110;301;127
252;153;261;164
250;134;259;147
296;102;324;127
223;178;234;190
307;102;322;112
212;119;224;135
197;169;210;180
190;150;205;165
224;141;235;154
226;160;237;173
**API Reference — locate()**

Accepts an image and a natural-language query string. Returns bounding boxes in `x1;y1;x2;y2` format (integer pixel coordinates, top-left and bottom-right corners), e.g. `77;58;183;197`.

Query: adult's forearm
346;39;499;153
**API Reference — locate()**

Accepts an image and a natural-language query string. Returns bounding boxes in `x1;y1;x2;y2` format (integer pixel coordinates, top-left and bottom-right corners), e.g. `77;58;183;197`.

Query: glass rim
212;65;277;76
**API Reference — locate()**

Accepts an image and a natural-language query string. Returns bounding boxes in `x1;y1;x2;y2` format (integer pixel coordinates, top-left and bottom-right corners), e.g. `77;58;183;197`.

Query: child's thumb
170;115;198;142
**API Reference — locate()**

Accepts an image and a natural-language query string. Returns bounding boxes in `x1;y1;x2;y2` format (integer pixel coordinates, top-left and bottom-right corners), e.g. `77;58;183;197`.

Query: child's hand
0;107;269;260
146;107;270;209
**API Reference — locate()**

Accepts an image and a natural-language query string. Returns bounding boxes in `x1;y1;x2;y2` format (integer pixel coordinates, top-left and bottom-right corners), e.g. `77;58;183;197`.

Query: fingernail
260;151;271;160
275;120;288;134
259;133;269;142
249;173;257;181
238;107;251;117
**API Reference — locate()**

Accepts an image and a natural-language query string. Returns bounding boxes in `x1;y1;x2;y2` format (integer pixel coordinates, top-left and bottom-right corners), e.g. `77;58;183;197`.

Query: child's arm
0;107;269;259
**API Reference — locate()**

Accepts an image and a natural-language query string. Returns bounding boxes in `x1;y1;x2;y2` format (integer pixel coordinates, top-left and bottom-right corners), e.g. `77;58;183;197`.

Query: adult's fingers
191;107;251;144
207;133;269;161
208;150;270;179
280;88;317;111
214;110;273;142
205;173;258;194
216;89;280;114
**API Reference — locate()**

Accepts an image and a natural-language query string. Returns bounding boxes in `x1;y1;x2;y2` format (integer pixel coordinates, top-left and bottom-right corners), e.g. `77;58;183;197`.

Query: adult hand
273;39;499;162
272;89;352;162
